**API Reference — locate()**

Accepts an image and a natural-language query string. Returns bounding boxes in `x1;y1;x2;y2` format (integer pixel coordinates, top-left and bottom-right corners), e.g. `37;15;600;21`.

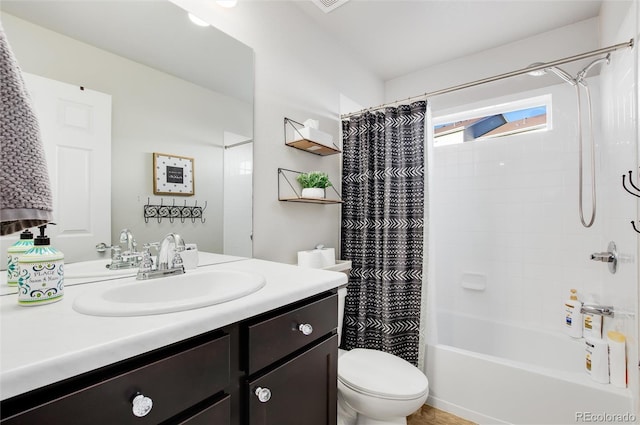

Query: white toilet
337;287;429;425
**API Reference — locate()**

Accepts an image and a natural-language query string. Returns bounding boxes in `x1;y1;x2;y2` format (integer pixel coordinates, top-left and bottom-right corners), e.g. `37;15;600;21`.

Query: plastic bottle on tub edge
607;330;627;388
585;336;609;384
564;289;583;338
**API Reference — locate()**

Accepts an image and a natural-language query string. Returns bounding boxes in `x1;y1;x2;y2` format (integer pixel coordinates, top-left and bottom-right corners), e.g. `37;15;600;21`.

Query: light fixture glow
188;12;210;27
216;0;238;8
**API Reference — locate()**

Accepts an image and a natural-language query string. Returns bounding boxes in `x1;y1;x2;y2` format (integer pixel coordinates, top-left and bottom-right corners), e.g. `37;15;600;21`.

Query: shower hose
576;81;596;228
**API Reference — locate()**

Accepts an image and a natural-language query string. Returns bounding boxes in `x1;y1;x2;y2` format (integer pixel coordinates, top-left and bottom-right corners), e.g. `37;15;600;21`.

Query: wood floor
408;405;476;425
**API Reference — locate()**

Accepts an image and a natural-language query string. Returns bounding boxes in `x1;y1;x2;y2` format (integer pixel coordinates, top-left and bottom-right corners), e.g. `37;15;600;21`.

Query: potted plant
297;171;332;199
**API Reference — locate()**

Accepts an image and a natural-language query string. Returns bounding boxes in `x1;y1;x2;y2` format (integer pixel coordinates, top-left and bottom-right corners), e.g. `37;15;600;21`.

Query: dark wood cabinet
1;291;338;425
0;332;230;425
244;292;338;425
247;335;337;425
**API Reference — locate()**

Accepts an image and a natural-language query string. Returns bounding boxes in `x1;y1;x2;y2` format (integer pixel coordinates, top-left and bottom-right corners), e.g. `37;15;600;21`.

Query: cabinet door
247;335;337;425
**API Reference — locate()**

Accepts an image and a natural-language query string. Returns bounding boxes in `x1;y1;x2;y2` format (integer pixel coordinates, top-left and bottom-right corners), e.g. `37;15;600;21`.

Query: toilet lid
338;348;429;400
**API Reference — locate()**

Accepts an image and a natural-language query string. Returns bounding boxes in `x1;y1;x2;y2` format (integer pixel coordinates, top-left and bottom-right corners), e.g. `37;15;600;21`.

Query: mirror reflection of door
0;73;111;262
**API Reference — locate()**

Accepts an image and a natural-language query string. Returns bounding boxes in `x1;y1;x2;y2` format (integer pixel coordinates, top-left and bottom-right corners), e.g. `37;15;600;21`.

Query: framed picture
153;153;194;196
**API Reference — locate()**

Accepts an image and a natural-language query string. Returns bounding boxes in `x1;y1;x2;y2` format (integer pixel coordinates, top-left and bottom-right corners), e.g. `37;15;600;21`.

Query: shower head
577;54;611;83
526;62;576;86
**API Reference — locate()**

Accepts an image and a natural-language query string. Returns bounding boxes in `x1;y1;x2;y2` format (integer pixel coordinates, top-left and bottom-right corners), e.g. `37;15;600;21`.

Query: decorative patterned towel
0;23;53;235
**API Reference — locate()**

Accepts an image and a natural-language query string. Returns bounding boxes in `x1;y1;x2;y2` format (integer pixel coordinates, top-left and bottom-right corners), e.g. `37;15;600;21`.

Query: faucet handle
112;246;122;261
172;252;184;267
139;250;154;273
95;242;113;253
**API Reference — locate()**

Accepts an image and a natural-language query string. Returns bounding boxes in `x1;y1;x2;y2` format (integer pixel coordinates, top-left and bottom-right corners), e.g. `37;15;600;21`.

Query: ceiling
294;0;604;81
1;0;605;95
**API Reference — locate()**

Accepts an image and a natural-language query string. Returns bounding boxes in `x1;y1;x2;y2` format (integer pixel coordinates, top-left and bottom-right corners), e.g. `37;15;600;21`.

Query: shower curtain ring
631;221;640;234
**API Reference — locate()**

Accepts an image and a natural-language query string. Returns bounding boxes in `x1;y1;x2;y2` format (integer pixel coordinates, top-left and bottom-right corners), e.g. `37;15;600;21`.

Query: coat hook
627;170;640;192
622;172;640;198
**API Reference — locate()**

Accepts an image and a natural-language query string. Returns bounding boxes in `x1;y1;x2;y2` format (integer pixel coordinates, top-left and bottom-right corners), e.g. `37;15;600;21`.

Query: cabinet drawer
2;334;230;425
246;293;337;374
247;335;338;425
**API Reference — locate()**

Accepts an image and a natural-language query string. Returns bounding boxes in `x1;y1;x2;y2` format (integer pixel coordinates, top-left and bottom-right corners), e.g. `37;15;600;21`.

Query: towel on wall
0;23;53;236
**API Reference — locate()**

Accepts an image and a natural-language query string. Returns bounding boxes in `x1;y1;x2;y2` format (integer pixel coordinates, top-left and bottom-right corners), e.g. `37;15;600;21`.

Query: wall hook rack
143;198;207;224
622;170;640;198
622;169;640;234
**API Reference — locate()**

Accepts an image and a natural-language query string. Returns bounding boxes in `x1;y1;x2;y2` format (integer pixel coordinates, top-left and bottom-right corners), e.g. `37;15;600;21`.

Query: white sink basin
73;268;266;316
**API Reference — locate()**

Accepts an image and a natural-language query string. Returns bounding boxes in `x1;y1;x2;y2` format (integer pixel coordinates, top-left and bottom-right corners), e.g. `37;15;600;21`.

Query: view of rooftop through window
434;104;548;147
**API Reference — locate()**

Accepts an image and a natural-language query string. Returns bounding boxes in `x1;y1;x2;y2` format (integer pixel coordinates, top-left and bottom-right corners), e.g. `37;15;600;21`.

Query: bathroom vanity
0;257;345;425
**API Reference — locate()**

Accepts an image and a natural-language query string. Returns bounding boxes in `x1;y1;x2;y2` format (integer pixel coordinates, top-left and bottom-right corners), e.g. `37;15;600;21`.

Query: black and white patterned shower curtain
340;101;426;365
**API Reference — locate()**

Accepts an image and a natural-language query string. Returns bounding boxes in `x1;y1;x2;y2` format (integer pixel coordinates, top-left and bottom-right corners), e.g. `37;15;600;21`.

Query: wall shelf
277;168;342;204
284;118;341;156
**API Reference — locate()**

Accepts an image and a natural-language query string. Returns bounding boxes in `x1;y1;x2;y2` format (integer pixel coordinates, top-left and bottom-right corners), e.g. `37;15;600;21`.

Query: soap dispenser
17;224;64;306
6;229;34;286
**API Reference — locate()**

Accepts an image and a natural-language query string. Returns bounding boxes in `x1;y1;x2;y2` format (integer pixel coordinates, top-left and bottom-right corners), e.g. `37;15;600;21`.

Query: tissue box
294;127;334;149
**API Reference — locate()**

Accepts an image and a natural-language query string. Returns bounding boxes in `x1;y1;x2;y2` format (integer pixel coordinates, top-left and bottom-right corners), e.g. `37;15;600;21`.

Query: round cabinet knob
255;387;272;403
131;394;153;417
298;323;313;336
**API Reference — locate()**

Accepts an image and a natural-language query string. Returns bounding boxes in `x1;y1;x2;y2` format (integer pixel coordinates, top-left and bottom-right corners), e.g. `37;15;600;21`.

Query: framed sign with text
153;152;194;196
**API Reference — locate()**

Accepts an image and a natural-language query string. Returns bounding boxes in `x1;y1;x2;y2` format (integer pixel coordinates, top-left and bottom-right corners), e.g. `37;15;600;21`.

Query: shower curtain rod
341;38;634;119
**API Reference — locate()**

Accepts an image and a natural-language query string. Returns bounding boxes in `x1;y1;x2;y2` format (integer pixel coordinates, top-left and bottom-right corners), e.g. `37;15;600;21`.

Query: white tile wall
432;73;635;333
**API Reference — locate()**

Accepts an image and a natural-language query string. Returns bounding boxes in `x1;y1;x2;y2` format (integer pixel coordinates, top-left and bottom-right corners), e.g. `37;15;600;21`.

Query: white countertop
0;254;347;400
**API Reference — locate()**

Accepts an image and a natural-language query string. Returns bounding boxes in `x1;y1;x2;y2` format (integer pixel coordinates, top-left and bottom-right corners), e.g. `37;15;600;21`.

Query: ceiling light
216;0;238;8
188;12;210;27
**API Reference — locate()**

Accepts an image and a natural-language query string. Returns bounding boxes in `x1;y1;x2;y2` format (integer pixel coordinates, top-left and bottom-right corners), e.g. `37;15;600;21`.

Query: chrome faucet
119;228;137;254
97;229;144;270
581;304;614;317
137;233;186;280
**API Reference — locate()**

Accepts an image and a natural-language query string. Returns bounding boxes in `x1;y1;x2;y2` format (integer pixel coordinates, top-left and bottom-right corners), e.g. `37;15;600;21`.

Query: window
433;95;551;147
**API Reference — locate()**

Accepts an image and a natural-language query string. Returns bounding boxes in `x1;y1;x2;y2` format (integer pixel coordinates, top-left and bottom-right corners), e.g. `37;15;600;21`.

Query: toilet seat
338;348;429;401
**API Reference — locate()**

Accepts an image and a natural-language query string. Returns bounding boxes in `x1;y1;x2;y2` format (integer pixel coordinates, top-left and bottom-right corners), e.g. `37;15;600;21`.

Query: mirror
0;1;254;265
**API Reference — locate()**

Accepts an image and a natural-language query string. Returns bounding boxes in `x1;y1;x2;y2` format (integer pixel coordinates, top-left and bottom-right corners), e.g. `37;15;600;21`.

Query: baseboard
425;396;510;425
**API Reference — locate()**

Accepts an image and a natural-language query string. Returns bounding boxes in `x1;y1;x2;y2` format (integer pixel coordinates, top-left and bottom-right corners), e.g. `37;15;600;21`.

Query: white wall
170;0;384;264
2;13;253;257
598;0;639;411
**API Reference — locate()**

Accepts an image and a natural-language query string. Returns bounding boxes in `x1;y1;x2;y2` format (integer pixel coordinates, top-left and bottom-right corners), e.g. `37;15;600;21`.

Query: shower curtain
340;100;426;365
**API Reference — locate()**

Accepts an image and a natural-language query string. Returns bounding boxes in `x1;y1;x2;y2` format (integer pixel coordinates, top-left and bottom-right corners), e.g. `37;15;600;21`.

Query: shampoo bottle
6;229;34;286
585;336;609;384
17;224;64;306
607;330;627;388
583;295;603;339
564;289;583;338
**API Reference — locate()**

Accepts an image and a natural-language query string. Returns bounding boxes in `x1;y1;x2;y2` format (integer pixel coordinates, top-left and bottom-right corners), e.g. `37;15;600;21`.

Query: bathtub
425;310;634;424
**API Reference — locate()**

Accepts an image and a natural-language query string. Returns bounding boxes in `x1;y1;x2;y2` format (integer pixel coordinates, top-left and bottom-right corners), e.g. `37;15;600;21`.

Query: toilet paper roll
319;248;335;267
297;250;324;268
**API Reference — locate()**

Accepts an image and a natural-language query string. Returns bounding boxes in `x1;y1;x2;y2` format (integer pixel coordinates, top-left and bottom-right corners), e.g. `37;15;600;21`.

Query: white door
3;73;112;262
